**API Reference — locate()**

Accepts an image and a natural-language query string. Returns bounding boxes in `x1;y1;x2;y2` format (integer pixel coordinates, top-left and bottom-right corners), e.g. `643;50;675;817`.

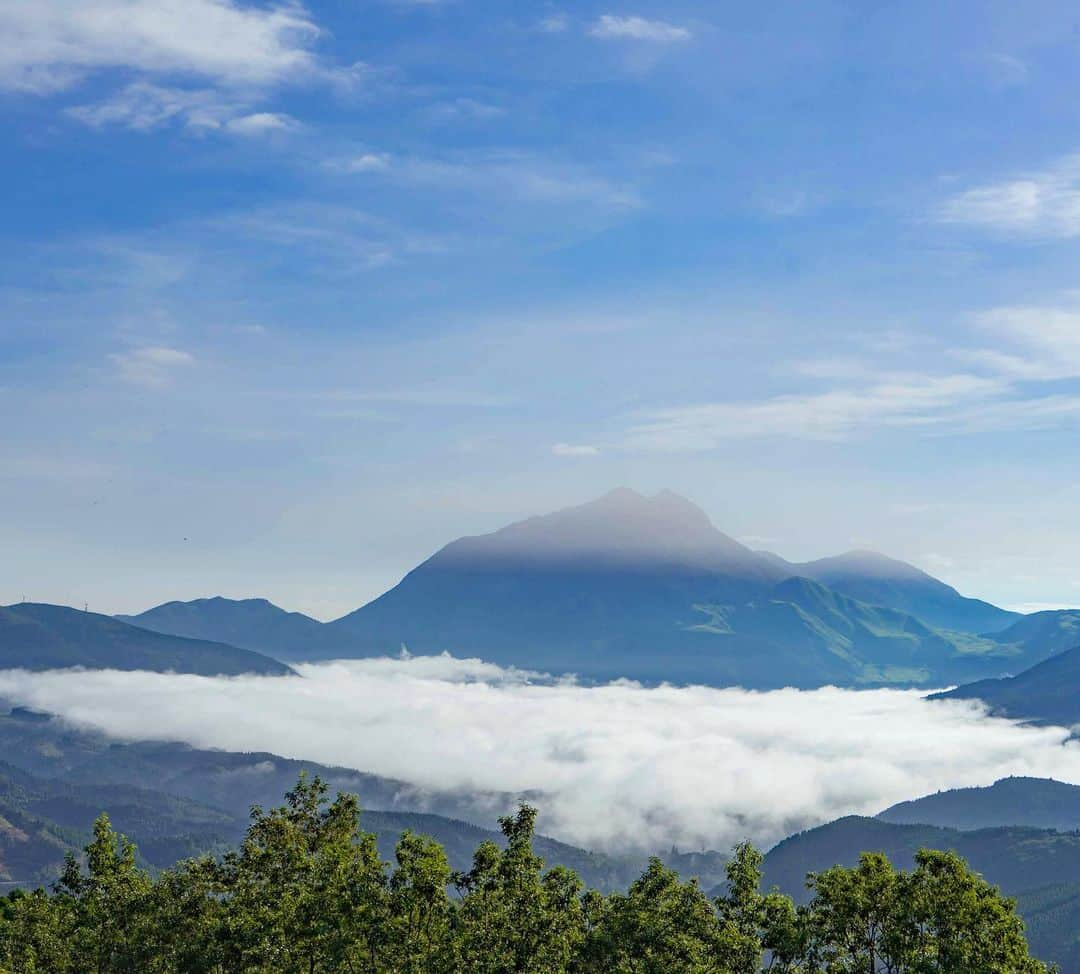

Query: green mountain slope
0;602;292;676
878;777;1080;832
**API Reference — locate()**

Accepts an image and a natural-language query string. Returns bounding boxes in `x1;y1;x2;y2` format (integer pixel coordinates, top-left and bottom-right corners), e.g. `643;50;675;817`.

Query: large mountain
781;549;1020;634
314;490;1039;687
118;596;329;659
932;636;1080;726
878;777;1080;832
760;814;1080;973
115;490;1053;689
0;602;292;676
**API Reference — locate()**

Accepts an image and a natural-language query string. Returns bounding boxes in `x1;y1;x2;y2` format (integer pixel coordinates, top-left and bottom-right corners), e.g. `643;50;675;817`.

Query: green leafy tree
58;814;154;974
580;856;728;973
454;803;585;974
215;772;390;974
801;849;1055;974
387;830;457;974
898;849;1052;974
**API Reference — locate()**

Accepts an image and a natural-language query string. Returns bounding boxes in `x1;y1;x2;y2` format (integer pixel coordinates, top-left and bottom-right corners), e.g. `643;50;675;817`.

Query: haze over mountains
119;488;1074;689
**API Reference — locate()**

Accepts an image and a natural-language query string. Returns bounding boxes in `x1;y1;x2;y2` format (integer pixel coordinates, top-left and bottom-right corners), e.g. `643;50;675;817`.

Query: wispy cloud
2;659;1079;853
340;152;643;210
589;15;691;42
626;374;1007;448
938;154;1080;238
67;81;298;135
537;13;569;33
109;346;194;387
0;0;324;94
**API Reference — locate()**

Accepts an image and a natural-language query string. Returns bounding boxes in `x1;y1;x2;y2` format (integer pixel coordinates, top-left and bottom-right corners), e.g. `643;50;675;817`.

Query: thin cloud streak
590;15;692;42
1;658;1079;854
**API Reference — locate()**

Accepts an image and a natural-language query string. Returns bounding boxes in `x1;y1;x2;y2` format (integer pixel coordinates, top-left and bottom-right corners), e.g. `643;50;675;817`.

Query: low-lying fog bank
1;656;1077;853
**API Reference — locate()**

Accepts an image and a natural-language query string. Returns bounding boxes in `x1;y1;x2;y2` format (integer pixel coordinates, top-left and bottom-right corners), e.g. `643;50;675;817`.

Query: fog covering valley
3;656;1080;855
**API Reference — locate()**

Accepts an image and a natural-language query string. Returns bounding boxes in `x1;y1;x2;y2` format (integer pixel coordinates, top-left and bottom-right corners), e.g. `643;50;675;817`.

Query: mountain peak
799;549;937;583
426;489;779;578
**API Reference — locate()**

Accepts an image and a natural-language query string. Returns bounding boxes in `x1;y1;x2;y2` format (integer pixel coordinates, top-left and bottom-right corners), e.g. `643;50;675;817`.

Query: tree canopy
0;774;1055;974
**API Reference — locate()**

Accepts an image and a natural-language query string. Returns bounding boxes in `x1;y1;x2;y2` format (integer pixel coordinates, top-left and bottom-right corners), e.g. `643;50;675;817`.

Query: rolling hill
0;603;292;677
878;776;1080;832
118;596;330;659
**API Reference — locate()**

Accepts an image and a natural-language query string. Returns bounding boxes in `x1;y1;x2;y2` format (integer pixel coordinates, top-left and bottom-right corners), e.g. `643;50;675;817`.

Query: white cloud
109;345;194;387
1;658;1079;853
938;154;1080;238
972;304;1080;380
0;0;323;94
336;152;393;173
552;442;600;457
224;111;298;135
589;15;691;42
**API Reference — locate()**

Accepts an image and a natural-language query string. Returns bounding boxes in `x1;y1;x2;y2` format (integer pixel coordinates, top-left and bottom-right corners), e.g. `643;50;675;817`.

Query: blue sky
4;0;1080;618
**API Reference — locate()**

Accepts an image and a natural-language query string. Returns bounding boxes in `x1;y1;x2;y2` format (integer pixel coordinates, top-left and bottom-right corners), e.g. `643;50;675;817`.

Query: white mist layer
1;657;1078;853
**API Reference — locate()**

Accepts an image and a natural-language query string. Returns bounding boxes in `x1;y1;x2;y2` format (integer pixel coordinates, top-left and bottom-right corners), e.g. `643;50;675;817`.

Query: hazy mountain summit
411;488;783;579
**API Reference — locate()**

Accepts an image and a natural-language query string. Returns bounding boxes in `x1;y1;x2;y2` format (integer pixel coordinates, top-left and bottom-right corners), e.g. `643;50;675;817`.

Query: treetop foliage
0;774;1055;973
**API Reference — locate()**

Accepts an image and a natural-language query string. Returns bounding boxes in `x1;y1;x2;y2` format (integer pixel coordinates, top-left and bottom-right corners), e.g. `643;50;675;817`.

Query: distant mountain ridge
0;602;292;677
878;777;1080;833
117;489;1072;689
117;596;330;659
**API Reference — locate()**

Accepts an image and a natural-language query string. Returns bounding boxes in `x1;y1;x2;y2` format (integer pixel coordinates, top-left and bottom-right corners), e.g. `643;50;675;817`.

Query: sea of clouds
1;656;1079;854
